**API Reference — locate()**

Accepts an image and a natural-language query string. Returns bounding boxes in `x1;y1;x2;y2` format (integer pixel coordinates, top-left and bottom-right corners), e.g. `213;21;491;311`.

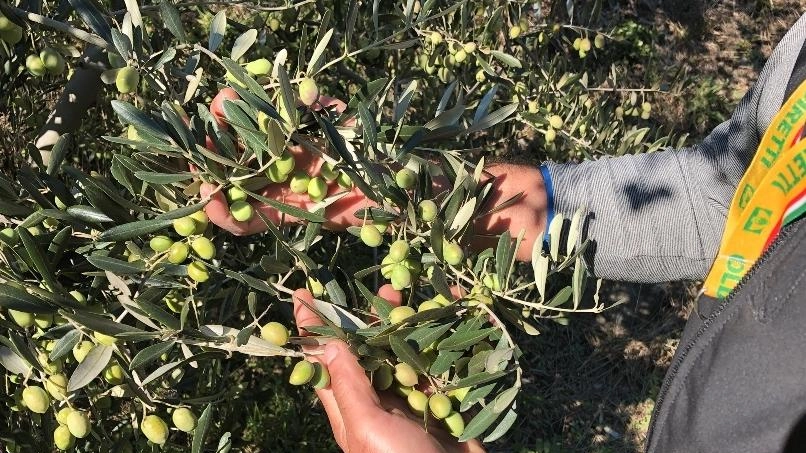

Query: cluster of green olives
416;31;481;83
571;33;606;59
147;211;214;283
25;47;66;77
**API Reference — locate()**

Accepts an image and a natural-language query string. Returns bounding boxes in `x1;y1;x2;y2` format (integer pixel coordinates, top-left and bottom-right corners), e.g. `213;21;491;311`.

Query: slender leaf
68;344;113;392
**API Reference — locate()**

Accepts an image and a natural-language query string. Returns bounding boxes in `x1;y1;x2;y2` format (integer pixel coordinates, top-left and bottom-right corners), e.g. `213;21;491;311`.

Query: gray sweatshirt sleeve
543;13;806;283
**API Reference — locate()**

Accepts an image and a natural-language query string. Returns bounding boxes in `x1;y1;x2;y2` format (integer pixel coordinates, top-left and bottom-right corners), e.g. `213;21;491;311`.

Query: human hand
291;287;485;453
201;89;371;234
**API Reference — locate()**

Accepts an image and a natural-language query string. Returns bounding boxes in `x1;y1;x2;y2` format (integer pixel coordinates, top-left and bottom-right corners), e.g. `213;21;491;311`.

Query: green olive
381;255;396;278
482;273;501;291
66;410;90;438
0;24;23;44
22;386;50;414
387;239;410;262
418;200;438;222
394;168;417;189
320;162;338;181
418;300;441;312
229;200;254;222
373;363;394;391
104;363;125;385
389;305;415;324
289;172;311;194
9;309;35;328
187;261;210;283
53;425;75;451
428;31;442;45
40;47;65;75
191;237;216;260
150;235;174;253
227;186;247;203
407;389;428;415
393;362;418;387
72;340;93;363
173;217;196;237
25;54;46;76
275;150;296;175
245;58;272;76
311;362;330;389
56;407;74;425
307;176;327;202
508;25;521;39
34;313;54;329
0;227;17;245
93;331;117;346
444;411;465;437
45;374;68;401
463;42;477;54
549;115;564;129
336;171;353;189
594;34;605;49
442;241;464;266
172;407;198;433
428;393;452;419
298;78;320;106
360;224;383;247
390;264;412;290
115;66;140;94
260;322;289;346
167;242;190;264
289;360;315;385
141;414;169;445
307;277;325;297
580;38;592;52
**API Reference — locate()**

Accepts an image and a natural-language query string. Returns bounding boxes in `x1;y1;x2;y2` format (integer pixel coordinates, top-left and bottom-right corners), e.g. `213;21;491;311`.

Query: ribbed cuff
539;163;554;244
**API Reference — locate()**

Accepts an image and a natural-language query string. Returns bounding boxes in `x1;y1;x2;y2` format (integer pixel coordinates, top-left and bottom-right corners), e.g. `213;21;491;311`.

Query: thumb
322;341;382;423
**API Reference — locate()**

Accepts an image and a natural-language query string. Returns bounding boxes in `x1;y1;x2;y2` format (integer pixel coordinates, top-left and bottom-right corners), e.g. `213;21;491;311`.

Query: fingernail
323;342;340;365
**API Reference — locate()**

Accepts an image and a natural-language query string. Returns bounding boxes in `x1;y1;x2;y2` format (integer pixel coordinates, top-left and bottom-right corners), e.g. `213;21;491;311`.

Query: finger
377;284;403;307
322;341;383;425
291;288;322;336
200;183;255;235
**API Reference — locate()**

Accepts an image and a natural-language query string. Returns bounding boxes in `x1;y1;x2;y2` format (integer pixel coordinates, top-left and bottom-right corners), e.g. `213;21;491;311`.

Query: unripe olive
475;69;486;83
444;411;465;437
395;168;417;189
418;200;438;222
311;362;330;389
260;322;289;346
394;384;414;398
266;162;290;183
34;313;54;329
72;340;93;363
307;277;325;297
115;66;140;94
141;414;169;445
381;255;396;278
428;31;442;45
45;374;68;401
66;410;90;438
573;37;582;50
390;264;412;290
227;186;247;203
56;407;74;425
482;273;501;291
442;241;464;266
289;360;315;385
9;309;35;328
0;15;15;31
245;58;272;76
336;171;353;189
191;237;216;260
615;106;624;119
104;363;125;385
580;38;592;52
288;172;311;194
528;100;539;114
0;24;22;44
275;150;296;175
418;300;441;312
0;227;17;245
641;110;651;120
373;363;394;391
429;393;452;419
172;407;197;433
508;25;522;39
360;224;383;247
26;54;46;76
373;221;389;234
167;242;190;264
53;425;75;451
187;261;210;283
454;49;467;63
40;47;65;75
642;101;652;113
544;128;557;143
22;386;50;413
307;176;327;202
173;217;196;237
389;305;415;324
298;78;320;106
387;240;410;262
549;114;564;129
407;389;428;415
463;42;477;54
393;362;418;387
448;386;470;402
229;200;254;222
94;331;117;346
268;17;281;31
320;162;338;181
150;235;174;253
594;33;605;49
69;290;86;305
